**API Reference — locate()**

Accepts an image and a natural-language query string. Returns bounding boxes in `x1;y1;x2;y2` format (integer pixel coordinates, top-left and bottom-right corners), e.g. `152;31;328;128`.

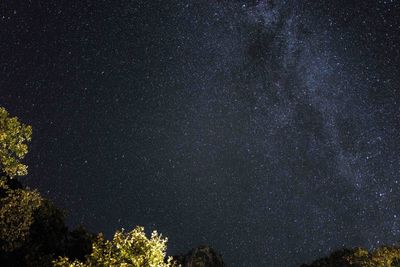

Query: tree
346;246;400;267
0;107;32;178
302;246;400;267
0;182;43;252
0;107;92;266
0;107;178;266
53;226;177;267
0;175;71;266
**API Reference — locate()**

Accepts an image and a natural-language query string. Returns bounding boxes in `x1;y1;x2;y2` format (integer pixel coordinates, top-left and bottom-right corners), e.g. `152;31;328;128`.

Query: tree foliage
53;226;177;267
346;246;400;267
0;106;198;267
0;107;92;266
303;246;400;267
0;176;72;266
0;107;32;178
0;182;42;252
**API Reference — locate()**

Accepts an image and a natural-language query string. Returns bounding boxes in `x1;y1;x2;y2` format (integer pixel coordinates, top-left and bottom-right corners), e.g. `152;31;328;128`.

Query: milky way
1;0;400;266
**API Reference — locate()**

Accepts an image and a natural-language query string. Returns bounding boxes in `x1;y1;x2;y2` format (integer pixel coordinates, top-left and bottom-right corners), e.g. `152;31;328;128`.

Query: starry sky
1;0;400;266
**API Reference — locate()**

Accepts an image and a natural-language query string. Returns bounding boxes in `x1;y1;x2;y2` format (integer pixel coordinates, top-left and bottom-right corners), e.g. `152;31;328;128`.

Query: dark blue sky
1;1;400;266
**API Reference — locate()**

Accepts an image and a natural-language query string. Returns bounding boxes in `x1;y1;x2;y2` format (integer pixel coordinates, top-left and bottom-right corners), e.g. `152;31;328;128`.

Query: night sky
1;0;400;266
